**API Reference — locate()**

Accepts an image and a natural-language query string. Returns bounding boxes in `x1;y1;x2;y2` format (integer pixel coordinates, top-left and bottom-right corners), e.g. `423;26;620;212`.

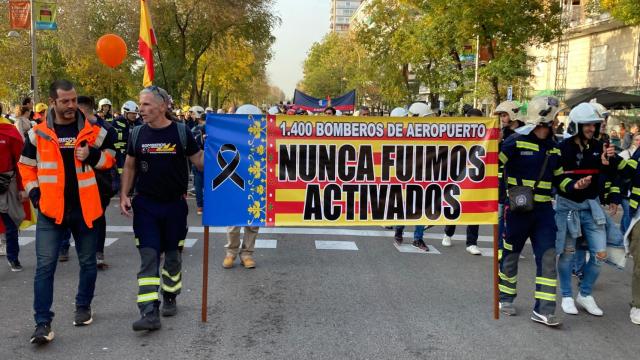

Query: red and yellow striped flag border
264;115;500;226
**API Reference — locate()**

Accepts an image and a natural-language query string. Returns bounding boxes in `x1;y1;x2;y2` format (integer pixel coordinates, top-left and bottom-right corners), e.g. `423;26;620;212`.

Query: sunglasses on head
144;85;167;103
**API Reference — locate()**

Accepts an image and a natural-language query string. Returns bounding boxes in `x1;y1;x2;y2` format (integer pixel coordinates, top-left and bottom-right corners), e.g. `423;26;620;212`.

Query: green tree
150;0;278;105
408;0;563;106
601;0;640;25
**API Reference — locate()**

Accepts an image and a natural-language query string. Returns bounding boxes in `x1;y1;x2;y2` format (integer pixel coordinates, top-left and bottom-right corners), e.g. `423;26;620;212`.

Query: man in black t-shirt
120;86;203;332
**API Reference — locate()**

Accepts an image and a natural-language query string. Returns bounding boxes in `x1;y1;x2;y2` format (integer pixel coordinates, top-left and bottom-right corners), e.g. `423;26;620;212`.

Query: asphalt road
0;200;637;360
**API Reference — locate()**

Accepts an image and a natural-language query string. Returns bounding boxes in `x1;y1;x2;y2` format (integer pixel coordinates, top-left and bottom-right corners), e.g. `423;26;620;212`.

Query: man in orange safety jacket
18;80;116;345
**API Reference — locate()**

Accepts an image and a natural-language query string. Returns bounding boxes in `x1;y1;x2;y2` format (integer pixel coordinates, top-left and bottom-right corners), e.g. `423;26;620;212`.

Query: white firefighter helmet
236;104;262;115
176;109;183;116
493;100;520;121
335;109;343;117
189;106;205;118
566;102;604;137
267;106;280;115
121;100;139;115
390;107;409;117
408;102;434;117
98;98;112;108
589;101;610;118
205;106;214;113
523;96;560;126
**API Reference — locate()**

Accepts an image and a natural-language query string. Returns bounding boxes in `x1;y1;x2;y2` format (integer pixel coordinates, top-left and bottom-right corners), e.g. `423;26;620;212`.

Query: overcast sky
267;0;330;100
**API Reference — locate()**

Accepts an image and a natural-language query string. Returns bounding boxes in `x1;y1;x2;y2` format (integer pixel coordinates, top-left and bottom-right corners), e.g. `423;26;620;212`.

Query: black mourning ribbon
212;144;245;190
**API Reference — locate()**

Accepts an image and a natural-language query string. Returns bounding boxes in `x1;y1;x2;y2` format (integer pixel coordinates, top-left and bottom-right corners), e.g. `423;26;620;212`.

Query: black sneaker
8;259;23;272
531;311;561;327
73;306;93;326
161;295;177;317
59;248;69;262
132;308;161;331
412;239;429;252
30;323;54;344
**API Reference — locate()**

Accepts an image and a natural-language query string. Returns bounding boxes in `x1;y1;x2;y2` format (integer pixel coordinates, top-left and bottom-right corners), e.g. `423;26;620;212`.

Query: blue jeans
193;167;204;208
33;210;98;325
621;198;631;234
558;209;607;298
394;225;425;240
0;212;19;262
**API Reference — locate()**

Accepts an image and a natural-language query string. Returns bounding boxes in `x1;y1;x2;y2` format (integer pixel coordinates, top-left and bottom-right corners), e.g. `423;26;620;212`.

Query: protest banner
200;114;501;321
203;115;499;227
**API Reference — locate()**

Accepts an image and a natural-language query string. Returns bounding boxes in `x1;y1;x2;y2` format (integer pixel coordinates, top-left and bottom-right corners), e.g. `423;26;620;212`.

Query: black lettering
424;184;442;220
386;184;404;220
406;185;423;220
396;145;413;182
299;145;316;182
381;145;394;181
443;184;461;219
468;145;486;181
318;145;336;181
359;184;368;220
425;146;448;181
356;145;375;181
338;145;356;181
369;185;388;219
343;185;359;221
415;146;424;182
450;145;467;182
323;184;341;221
279;144;297;181
303;184;322;220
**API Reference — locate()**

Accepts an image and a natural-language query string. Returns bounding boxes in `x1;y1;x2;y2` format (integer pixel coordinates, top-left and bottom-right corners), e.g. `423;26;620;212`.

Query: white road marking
315;240;358;251
21;225;494;242
255;239;277;248
183;238;198;248
105;238;119;247
393;242;441;254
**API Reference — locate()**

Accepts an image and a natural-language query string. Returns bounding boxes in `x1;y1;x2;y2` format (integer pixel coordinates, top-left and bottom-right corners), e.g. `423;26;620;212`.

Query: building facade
330;0;362;33
529;1;640;97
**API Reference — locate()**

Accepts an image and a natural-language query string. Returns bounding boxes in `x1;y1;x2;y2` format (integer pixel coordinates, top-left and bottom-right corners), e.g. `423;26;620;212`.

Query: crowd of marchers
1;81;640;346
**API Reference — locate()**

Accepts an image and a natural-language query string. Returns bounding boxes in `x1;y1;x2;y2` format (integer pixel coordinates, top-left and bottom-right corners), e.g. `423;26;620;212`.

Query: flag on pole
9;0;31;30
139;0;157;87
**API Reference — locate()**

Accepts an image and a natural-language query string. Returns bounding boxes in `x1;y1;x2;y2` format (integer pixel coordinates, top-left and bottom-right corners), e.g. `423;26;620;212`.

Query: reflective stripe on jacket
17;110;115;227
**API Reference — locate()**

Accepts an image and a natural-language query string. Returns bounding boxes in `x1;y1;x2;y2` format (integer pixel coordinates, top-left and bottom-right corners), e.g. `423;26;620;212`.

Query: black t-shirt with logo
54;122;81;213
127;122;200;201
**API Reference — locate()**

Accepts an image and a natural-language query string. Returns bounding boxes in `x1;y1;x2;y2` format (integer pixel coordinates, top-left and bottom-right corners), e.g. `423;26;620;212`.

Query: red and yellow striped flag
139;0;157;87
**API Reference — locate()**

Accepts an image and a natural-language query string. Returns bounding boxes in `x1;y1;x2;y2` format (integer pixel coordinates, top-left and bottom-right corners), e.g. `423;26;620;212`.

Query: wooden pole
201;226;210;322
493;223;500;320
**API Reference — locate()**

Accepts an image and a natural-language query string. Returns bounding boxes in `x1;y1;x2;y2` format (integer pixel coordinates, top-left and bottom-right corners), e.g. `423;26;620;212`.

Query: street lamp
6;1;38;103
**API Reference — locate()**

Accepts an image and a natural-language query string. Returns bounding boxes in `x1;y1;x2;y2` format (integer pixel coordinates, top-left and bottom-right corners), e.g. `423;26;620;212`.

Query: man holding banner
120;86;203;331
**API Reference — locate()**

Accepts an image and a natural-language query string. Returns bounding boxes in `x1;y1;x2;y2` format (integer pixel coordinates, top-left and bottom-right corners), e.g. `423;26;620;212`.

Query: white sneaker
466;245;481;255
561;297;578;315
631;307;640;325
442;235;452;247
575;294;604;316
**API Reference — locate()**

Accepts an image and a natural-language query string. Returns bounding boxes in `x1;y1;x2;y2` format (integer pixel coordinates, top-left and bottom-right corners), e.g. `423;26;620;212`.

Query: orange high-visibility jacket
18;110;116;228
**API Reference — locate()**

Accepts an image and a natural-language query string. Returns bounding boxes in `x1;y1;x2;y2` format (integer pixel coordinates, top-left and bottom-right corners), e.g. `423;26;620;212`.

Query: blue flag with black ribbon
203;113;268;226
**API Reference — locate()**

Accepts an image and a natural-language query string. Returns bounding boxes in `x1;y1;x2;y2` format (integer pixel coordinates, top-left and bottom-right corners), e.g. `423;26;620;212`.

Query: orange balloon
96;34;127;69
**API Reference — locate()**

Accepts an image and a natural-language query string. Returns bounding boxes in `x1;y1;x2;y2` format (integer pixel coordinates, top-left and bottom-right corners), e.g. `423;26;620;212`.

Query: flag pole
201;226;210;322
154;43;169;92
